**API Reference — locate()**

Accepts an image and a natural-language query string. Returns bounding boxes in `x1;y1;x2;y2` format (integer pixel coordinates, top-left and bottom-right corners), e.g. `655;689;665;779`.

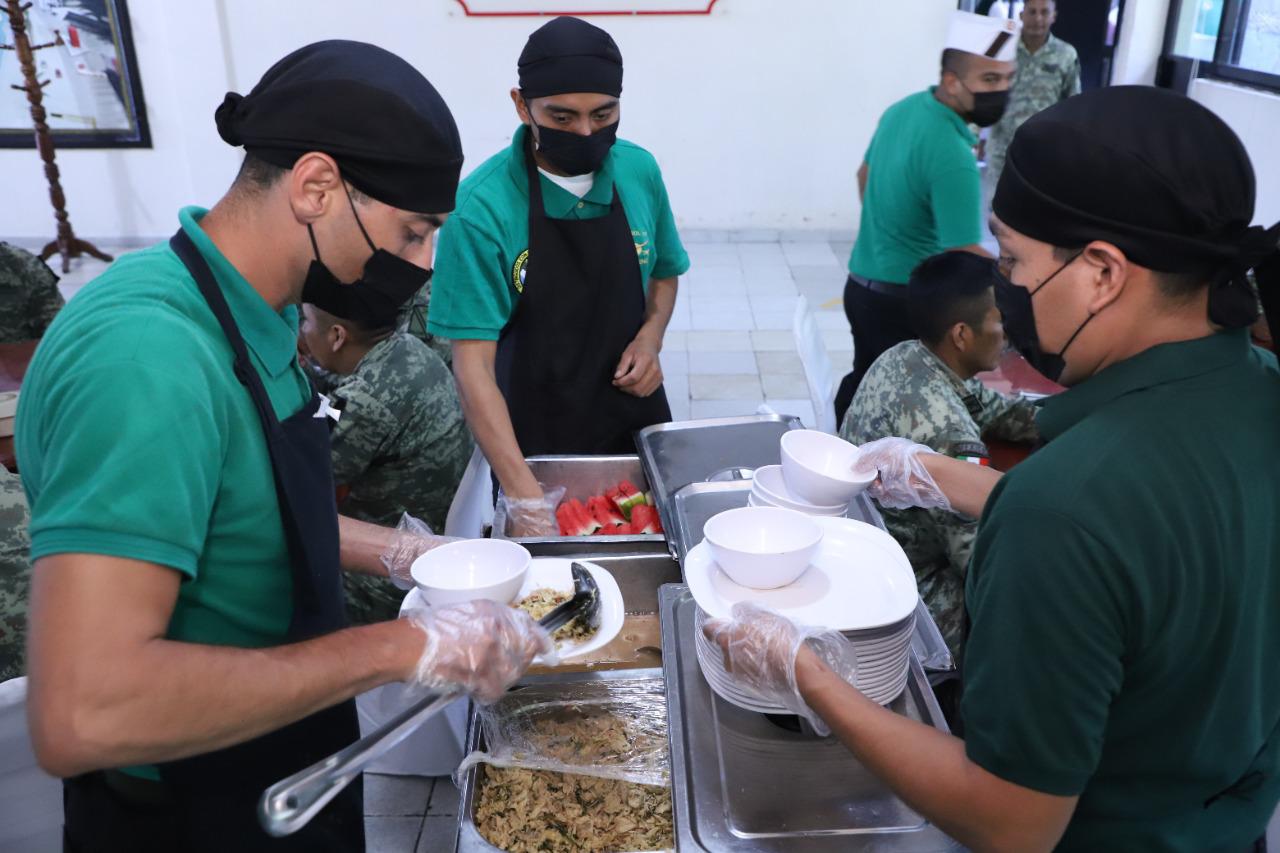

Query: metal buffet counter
451;415;960;851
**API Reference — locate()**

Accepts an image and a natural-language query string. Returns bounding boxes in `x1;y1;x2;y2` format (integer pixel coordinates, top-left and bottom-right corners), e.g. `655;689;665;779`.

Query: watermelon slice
587;495;628;531
555;499;601;536
610;480;647;520
629;504;663;535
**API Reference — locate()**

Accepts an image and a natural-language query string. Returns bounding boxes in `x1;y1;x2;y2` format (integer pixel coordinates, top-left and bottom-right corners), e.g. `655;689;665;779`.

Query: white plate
685;516;918;630
400;559;624;664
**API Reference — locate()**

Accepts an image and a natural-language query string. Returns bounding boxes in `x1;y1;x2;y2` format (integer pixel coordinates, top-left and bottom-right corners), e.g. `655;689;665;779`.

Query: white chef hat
946;11;1020;62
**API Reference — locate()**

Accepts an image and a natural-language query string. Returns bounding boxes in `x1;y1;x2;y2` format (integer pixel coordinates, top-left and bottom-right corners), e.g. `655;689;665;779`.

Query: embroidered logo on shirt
632;230;651;267
511;249;529;294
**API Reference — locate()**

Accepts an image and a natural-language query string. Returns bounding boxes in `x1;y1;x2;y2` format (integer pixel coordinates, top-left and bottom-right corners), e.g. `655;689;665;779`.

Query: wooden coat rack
1;0;112;273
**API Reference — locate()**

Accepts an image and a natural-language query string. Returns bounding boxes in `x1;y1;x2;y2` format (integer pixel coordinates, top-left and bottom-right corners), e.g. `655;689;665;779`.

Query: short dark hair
1051;244;1211;303
941;49;973;79
908;251;1001;345
308;304;396;347
232;153;287;193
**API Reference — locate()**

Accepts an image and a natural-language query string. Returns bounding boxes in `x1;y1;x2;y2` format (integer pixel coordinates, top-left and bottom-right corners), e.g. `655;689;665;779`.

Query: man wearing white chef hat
834;11;1018;426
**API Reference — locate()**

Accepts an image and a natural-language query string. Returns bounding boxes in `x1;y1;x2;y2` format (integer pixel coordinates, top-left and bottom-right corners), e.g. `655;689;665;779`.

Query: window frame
1162;0;1280;92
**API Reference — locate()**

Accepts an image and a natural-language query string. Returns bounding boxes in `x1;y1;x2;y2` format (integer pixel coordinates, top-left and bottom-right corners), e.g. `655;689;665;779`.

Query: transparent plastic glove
403;598;556;704
852;436;951;511
702;602;858;737
380;513;464;590
498;485;567;538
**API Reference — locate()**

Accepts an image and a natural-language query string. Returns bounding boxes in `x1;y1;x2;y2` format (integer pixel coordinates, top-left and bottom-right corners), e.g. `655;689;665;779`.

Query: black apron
62;230;363;852
495;134;672;456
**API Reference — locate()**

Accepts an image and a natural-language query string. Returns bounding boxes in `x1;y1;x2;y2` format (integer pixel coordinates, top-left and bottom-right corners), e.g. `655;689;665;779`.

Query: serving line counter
446;415;960;852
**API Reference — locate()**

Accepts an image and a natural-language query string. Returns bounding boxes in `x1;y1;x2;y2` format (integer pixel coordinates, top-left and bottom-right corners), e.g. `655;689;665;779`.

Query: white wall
1190;79;1280;227
1111;0;1170;85
2;0;956;242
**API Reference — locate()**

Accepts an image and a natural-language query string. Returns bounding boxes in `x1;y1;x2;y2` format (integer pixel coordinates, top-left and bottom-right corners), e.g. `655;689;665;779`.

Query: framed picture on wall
0;0;150;148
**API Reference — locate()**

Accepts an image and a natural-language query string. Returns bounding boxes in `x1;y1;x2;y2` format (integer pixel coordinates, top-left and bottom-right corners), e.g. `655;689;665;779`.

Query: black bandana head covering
518;16;623;99
215;40;463;213
994;85;1280;334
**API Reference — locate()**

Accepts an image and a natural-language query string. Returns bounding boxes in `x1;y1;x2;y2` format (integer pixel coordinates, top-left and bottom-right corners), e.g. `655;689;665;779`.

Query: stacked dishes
689;514;919;710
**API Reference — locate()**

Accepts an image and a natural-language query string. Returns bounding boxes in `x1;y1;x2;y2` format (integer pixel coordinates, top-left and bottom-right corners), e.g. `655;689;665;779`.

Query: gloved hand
498;485;567;538
403;599;555;703
852;436;951;511
380;514;464;590
701;602;858;737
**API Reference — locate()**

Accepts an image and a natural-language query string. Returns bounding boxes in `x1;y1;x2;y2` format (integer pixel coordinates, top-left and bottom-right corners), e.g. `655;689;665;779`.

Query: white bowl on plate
410;539;531;607
780;430;876;506
703;506;823;590
751;464;849;516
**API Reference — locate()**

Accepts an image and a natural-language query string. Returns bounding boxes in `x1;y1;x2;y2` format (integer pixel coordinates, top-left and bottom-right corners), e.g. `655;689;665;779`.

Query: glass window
1237;0;1280;74
1171;0;1226;60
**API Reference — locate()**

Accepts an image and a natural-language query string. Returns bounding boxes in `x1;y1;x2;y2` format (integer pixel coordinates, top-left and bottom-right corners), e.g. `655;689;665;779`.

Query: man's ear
1081;241;1130;316
328;322;349;355
288;151;344;226
950;321;971;353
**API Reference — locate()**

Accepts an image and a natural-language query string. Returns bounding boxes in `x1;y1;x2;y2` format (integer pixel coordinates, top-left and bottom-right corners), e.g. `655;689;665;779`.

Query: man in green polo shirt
430;17;689;536
704;86;1280;850
833;11;1017;426
16;42;551;851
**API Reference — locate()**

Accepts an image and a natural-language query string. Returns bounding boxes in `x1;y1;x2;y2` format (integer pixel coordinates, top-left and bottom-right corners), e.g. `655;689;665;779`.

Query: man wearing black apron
17;41;550;851
430;17;690;535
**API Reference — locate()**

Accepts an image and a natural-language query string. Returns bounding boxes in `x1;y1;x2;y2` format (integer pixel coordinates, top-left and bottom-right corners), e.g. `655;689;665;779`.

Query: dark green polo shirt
428;124;690;341
962;331;1280;850
849;88;982;285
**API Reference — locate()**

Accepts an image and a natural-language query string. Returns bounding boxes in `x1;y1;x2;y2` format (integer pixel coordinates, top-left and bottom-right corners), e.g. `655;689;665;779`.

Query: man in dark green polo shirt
430;17;689;536
833;11;1017;426
16;42;550;851
704;87;1280;850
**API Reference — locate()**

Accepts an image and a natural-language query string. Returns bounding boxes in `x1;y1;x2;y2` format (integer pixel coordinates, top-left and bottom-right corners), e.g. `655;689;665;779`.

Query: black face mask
530;119;619;177
961;84;1010;128
301;184;431;330
993;252;1094;383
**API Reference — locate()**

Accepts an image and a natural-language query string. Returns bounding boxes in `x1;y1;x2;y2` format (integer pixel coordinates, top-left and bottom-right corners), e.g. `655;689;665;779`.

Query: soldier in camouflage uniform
0;242;64;343
300;303;473;625
0;466;31;682
397;280;454;368
841;252;1039;659
982;0;1080;224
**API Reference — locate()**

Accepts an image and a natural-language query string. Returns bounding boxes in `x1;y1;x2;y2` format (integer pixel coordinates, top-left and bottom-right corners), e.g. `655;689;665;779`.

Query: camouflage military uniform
323;332;473;624
397;281;454;368
0;242;63;344
840;340;1039;659
983;34;1080;217
0;467;31;682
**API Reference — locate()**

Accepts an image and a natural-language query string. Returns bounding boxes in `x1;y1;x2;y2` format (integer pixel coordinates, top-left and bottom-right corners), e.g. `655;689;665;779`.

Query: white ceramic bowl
410;539;531;608
703;507;823;590
751;464;849;516
780;430;876;506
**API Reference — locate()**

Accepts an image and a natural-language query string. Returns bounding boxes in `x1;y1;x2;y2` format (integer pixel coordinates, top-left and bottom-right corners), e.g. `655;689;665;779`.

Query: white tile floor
54;235;859;433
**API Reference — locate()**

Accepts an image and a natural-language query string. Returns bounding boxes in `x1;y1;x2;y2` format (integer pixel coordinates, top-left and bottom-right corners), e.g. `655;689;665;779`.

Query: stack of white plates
688;515;919;711
748;464;849;517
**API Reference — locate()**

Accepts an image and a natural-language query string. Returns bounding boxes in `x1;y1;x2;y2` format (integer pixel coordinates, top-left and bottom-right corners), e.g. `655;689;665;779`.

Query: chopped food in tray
514;587;596;643
554;480;664;537
475;766;673;853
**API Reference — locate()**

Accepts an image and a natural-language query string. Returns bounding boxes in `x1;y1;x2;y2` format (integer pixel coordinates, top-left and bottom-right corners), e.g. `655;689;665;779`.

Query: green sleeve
328;380;397;486
649;166;690;280
975;385;1041;442
930;166;983;249
426;215;513;342
962;503;1127;795
24;361;222;577
1065;58;1082;99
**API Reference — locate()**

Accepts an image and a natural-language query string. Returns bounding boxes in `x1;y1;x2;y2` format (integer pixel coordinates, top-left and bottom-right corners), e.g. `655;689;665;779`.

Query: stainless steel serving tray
660;585;961;852
455;669;670;853
635;414;802;556
492;455;665;549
